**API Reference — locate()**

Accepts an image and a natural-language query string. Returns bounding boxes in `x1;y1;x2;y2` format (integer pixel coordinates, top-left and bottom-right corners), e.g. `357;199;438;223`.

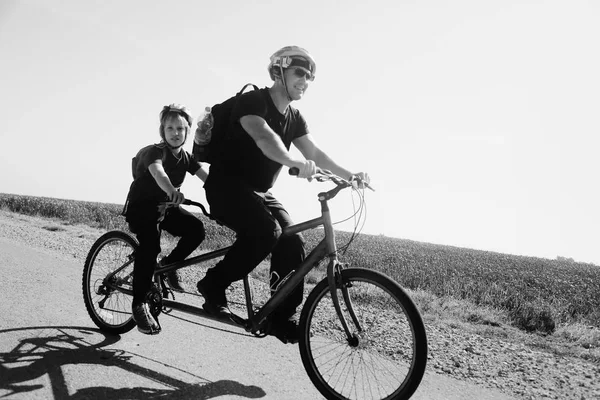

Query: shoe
159;258;184;291
270;317;299;344
164;270;184;291
132;302;161;335
197;277;230;317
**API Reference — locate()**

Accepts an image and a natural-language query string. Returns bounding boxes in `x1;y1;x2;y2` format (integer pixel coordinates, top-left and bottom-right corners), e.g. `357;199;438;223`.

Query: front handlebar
288;167;375;192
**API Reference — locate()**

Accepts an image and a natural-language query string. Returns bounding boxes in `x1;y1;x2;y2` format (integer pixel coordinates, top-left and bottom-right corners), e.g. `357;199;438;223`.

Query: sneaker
159;258;184;291
270;317;299;344
197;276;230;317
132;302;161;335
164;270;184;291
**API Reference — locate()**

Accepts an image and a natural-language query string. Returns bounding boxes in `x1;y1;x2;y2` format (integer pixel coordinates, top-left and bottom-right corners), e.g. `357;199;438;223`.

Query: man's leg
265;192;305;343
200;182;282;313
266;192;306;320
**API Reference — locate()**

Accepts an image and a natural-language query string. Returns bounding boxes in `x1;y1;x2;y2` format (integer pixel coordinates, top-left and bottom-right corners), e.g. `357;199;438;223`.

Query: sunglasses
291;68;314;81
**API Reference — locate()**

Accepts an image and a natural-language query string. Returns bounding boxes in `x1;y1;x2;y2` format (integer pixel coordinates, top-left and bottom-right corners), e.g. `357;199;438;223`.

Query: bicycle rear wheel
82;230;137;334
299;268;427;400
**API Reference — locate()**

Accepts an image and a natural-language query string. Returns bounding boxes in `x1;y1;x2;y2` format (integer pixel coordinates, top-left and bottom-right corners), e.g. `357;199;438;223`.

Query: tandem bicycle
81;169;428;400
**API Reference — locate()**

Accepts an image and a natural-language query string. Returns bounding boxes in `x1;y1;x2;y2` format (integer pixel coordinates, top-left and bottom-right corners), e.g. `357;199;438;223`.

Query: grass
1;192;599;350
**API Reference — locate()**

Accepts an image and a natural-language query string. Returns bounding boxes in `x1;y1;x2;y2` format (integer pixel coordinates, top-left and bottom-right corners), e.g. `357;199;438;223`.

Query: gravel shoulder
1;210;599;400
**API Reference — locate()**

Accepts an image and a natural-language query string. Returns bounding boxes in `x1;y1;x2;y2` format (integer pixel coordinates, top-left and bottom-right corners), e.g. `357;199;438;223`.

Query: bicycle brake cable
335;185;367;257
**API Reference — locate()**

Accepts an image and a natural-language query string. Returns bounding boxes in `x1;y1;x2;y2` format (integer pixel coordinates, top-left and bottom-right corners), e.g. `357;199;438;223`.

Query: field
1;192;599;348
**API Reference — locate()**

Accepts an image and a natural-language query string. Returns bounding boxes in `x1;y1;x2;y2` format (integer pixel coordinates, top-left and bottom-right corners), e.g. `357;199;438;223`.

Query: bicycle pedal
161;289;175;314
228;312;246;326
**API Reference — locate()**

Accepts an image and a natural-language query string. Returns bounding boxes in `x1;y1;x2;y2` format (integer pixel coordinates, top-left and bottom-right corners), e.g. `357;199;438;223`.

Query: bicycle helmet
268;46;316;82
159;103;193;149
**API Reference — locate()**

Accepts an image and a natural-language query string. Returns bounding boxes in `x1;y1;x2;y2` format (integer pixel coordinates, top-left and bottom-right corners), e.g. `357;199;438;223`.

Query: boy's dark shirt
126;143;200;210
211;87;309;192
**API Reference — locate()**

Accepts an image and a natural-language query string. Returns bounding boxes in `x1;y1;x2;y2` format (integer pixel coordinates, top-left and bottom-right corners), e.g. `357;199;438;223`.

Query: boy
124;104;208;334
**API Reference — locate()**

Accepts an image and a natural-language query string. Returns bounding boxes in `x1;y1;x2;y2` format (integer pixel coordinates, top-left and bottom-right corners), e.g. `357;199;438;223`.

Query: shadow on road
0;325;266;399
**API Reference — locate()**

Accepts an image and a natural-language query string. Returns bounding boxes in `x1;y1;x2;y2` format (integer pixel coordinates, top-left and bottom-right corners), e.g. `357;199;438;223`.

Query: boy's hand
169;190;185;205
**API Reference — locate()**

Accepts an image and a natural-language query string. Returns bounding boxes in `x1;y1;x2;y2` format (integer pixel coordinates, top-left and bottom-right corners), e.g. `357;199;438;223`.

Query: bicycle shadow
0;325;266;399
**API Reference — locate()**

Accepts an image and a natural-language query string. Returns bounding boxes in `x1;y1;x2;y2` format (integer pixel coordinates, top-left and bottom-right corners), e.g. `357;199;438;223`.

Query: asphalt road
0;236;515;399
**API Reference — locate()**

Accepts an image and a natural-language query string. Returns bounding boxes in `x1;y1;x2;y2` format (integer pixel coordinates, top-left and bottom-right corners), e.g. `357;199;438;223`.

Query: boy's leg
130;220;162;305
159;207;205;263
128;213;162;334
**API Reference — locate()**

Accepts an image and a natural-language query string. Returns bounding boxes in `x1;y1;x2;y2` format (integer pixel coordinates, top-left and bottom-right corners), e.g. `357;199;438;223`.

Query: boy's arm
148;161;184;204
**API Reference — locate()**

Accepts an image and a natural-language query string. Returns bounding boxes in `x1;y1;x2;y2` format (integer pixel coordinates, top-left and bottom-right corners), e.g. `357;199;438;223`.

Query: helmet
159;103;193;148
159;103;193;128
268;46;316;81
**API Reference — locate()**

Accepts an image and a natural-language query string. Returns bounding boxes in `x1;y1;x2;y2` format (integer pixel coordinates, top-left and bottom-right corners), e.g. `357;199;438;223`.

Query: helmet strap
280;65;293;102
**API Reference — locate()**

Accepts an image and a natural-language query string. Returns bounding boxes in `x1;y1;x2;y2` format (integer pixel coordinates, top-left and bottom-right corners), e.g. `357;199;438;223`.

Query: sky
0;0;598;265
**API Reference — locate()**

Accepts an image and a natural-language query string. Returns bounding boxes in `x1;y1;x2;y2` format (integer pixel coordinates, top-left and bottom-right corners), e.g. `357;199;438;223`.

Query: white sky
1;0;598;265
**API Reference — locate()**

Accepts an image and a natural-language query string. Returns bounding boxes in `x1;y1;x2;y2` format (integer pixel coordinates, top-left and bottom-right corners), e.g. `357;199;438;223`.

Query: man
197;46;369;343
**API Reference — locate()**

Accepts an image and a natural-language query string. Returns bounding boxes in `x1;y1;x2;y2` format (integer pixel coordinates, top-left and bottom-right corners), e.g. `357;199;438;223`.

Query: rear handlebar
182;199;210;217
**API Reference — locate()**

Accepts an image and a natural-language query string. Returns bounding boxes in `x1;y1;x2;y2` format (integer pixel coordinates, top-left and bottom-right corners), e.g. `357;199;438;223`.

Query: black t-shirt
126;143;201;208
211;87;309;191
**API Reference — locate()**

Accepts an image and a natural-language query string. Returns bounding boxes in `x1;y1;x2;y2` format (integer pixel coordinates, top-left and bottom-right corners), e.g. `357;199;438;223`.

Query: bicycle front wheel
82;230;137;334
299;268;427;400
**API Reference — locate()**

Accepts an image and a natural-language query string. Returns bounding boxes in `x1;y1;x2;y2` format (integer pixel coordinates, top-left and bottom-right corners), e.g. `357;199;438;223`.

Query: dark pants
205;177;305;320
127;205;205;305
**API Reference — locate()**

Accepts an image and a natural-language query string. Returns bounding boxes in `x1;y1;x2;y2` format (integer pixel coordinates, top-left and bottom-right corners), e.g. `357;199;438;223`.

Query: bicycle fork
327;259;363;346
319;195;363;345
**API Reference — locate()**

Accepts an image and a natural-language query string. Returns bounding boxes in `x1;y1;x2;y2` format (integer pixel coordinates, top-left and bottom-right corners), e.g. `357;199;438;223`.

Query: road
0;236;516;399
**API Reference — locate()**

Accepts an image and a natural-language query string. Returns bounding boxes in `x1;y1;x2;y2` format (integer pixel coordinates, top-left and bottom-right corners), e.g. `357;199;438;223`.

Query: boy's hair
158;103;193;140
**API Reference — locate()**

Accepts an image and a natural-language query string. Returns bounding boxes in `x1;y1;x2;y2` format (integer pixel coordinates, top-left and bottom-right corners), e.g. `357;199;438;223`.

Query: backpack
122;144;173;216
131;144;170;179
192;83;259;164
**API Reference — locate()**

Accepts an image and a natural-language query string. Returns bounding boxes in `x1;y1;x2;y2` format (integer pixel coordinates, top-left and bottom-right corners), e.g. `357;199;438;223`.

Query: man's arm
240;115;307;171
194;165;209;182
293;134;353;179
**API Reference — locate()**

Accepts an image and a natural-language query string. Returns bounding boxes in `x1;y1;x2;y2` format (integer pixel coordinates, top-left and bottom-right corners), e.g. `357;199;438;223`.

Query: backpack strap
226;83;260;133
237;83;259;96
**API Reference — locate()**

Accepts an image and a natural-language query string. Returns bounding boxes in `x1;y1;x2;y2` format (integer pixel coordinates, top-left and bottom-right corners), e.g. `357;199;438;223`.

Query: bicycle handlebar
288;167;375;191
159;199;211;217
182;199;211;217
161;168;372;218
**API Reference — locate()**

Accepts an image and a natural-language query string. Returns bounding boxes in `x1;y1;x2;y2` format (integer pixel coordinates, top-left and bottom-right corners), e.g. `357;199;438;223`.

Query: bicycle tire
298;268;427;400
82;230;138;334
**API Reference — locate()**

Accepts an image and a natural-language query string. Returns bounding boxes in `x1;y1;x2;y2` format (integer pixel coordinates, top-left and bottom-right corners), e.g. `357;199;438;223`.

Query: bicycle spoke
83;231;137;334
299;269;427;400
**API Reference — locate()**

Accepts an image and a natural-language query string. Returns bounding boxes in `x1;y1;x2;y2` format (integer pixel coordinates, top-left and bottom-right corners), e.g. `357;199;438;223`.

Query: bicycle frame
103;177;361;340
84;173;431;400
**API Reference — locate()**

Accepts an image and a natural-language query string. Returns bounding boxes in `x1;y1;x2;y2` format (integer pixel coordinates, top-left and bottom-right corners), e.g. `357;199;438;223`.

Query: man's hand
297;160;317;180
350;172;371;189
